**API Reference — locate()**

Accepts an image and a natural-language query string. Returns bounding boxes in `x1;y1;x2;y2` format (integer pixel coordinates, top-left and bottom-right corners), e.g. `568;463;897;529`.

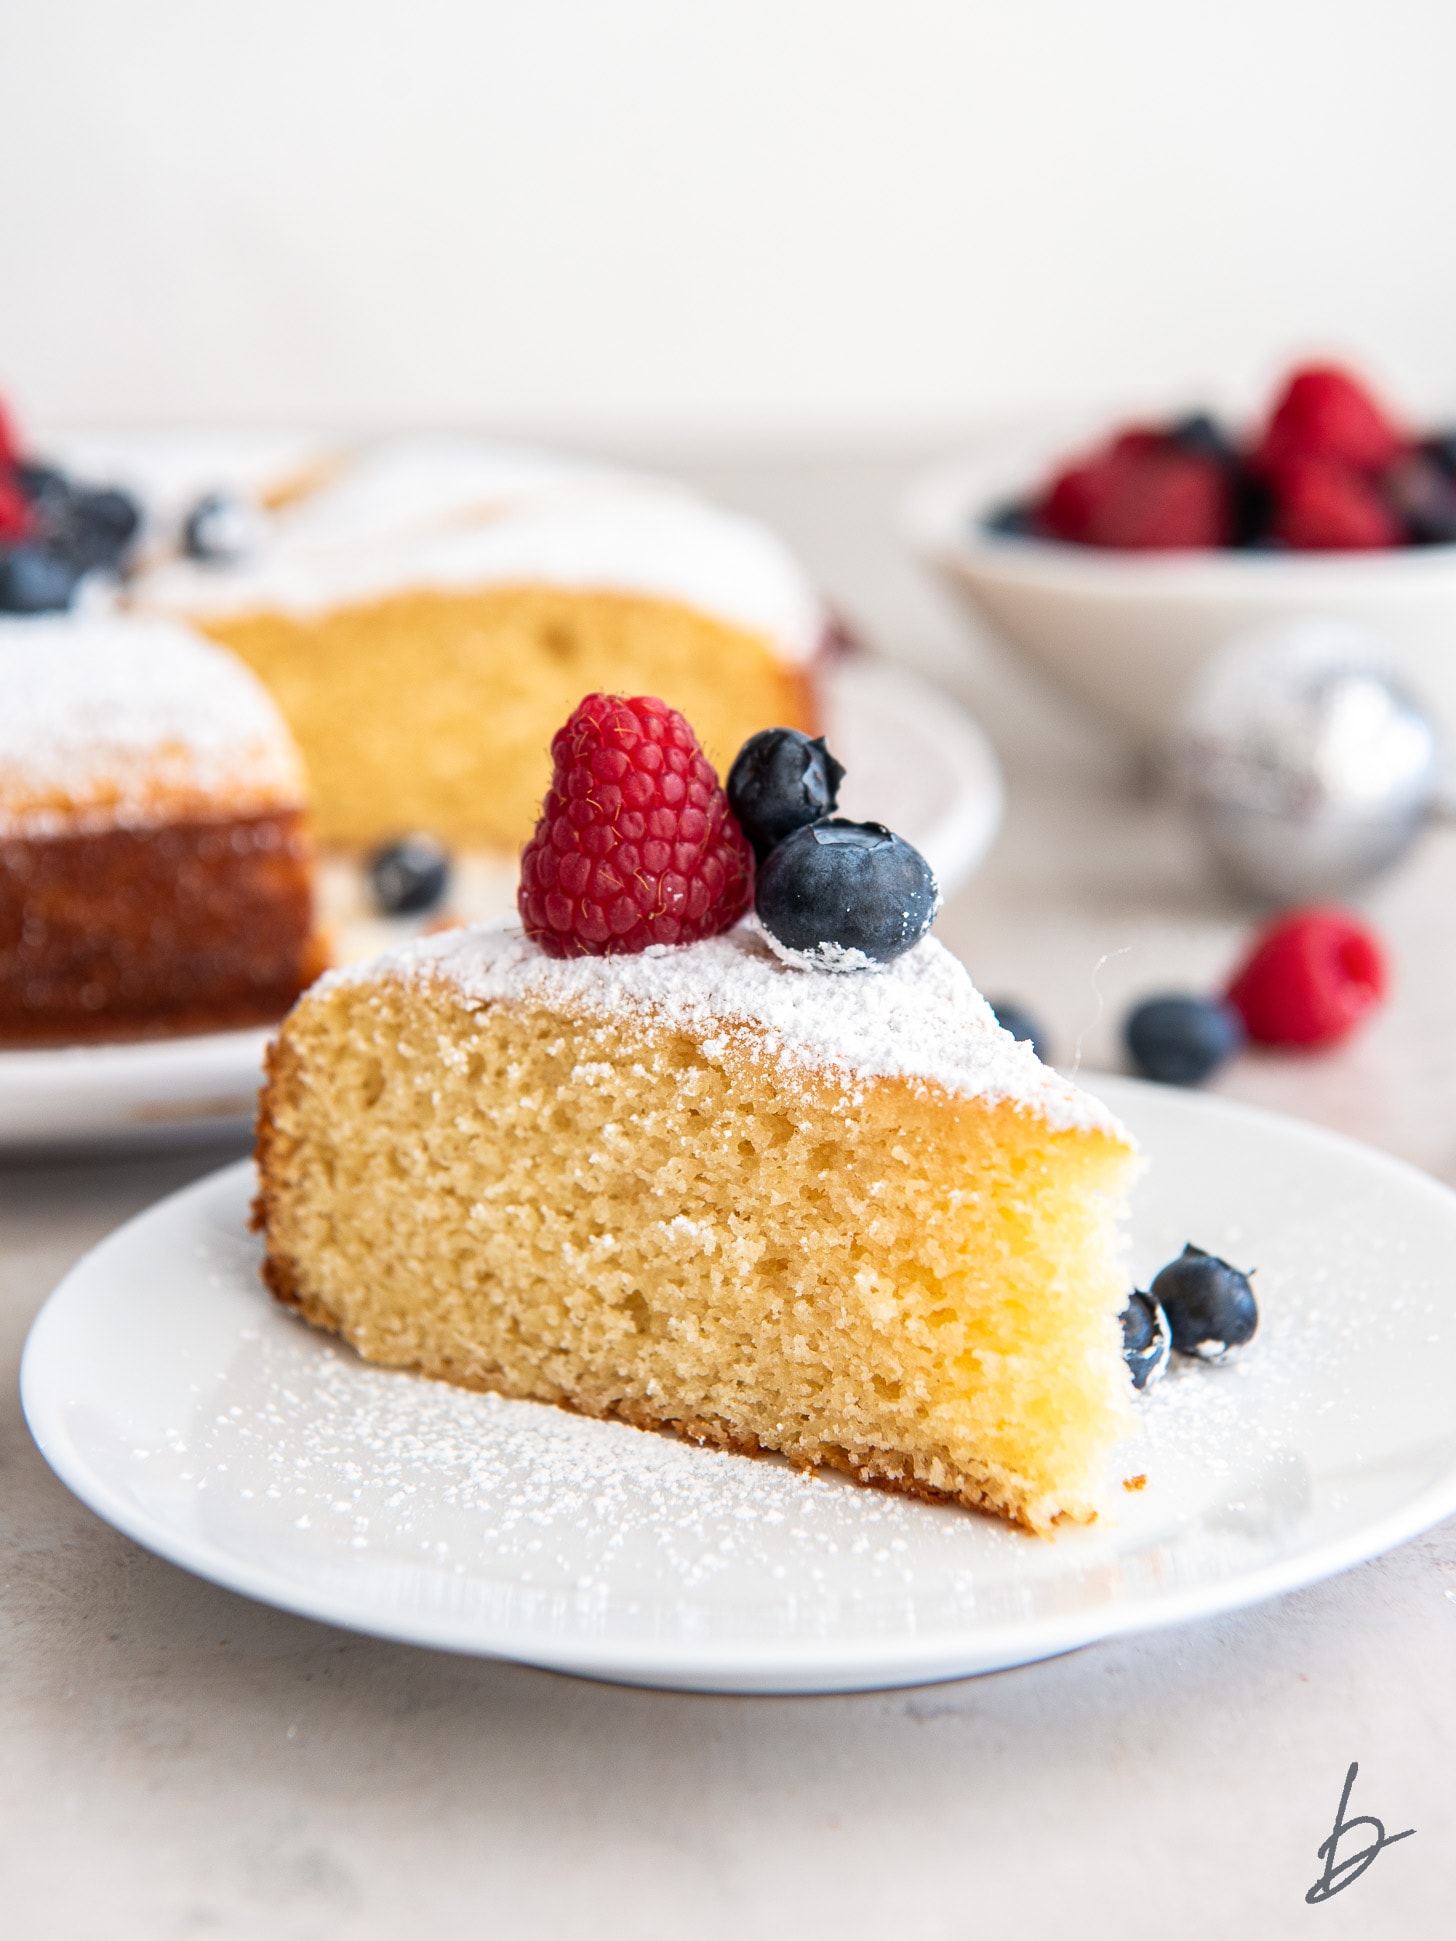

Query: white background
3;0;1456;444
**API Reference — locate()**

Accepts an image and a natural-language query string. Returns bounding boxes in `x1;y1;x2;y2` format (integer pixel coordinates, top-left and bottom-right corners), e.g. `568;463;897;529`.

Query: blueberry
14;461;73;514
1169;412;1239;468
183;490;262;564
983;499;1037;538
986;996;1051;1063
755;819;939;966
68;487;140;568
367;834;451;916
1125;994;1243;1087
1420;431;1456;479
1384;452;1456;545
1230;465;1275;548
726;728;845;862
0;546;80;614
1120;1291;1171;1391
1150;1243;1258;1362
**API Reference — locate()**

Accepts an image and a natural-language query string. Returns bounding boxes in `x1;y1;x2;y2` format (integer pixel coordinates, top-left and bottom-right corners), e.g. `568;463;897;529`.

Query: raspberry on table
519;692;753;957
1225;906;1388;1048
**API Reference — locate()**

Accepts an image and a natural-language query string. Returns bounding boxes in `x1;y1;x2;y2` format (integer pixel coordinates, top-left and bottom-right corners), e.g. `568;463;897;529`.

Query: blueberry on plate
726;728;845;862
1120;1291;1170;1391
367;834;452;916
0;546;80;614
986;996;1051;1064
1150;1243;1258;1362
755;819;939;967
1125;993;1243;1086
183;490;262;564
64;486;141;569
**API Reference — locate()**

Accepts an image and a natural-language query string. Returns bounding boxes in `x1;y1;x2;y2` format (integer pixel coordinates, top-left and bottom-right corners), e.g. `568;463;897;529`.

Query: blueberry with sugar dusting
726;727;845;862
1150;1243;1258;1362
1125;993;1243;1086
183;490;263;564
367;833;452;916
0;546;80;614
755;818;939;966
987;996;1051;1064
1120;1291;1170;1391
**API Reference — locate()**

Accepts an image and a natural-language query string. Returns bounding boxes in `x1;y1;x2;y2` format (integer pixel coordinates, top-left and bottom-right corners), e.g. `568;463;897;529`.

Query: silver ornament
1170;619;1441;901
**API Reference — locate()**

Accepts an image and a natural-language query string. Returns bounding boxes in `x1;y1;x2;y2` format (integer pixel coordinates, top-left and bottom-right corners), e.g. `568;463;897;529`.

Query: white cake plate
0;652;1001;1152
22;1077;1456;1694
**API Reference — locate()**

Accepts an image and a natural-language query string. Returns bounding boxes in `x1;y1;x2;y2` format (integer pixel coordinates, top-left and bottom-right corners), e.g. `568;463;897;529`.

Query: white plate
0;654;1000;1152
22;1077;1456;1693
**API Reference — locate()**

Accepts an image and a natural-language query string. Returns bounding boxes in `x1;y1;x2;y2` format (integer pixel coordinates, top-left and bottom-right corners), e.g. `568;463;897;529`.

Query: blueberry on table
755;819;939;967
986;996;1051;1064
0;546;80;614
1120;1291;1171;1391
726;728;845;862
1125;994;1243;1086
1150;1243;1258;1362
367;834;452;916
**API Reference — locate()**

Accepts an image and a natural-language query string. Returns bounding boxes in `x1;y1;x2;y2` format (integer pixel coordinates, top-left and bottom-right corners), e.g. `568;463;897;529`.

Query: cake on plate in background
134;438;828;851
0;613;325;1045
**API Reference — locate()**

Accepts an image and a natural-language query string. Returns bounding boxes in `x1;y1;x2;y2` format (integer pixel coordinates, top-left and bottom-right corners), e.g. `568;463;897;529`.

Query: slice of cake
134;439;826;850
255;924;1138;1531
0;612;326;1044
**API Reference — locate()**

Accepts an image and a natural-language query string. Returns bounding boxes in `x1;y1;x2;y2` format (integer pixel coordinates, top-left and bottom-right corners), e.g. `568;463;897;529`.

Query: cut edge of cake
253;922;1141;1534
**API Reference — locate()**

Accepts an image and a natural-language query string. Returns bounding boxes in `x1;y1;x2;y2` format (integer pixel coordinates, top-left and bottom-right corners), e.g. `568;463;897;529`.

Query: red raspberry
0;395;23;471
519;693;753;958
1036;430;1231;549
1267;454;1402;551
0;471;32;542
1225;907;1388;1048
1253;363;1404;477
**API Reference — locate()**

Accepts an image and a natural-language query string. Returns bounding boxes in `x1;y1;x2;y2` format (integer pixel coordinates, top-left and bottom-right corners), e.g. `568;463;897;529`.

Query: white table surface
4;449;1453;1938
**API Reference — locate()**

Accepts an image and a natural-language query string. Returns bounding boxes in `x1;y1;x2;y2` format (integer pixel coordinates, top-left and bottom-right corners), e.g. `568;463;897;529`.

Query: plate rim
23;1075;1456;1694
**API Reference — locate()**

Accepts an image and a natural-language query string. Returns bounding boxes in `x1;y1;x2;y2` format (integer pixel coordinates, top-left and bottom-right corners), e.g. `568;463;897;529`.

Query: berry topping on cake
754;818;939;969
368;833;451;916
518;692;753;958
726;726;845;862
0;547;80;615
1120;1290;1171;1390
1225;906;1387;1047
1149;1243;1259;1363
1124;992;1244;1086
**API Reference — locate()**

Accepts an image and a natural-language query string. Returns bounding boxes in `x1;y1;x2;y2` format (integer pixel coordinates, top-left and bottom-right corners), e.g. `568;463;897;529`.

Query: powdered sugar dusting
322;920;1127;1134
135;437;828;664
0;613;305;836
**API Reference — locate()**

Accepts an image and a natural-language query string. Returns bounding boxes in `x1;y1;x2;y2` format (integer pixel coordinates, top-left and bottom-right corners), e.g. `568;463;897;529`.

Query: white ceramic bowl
904;421;1456;747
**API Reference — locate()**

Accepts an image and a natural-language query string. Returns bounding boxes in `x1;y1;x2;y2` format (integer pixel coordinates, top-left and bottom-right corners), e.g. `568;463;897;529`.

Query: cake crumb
1122;1473;1148;1491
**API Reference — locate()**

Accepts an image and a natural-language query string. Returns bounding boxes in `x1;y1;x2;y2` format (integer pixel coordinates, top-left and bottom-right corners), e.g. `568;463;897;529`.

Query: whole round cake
135;438;829;850
0;611;324;1043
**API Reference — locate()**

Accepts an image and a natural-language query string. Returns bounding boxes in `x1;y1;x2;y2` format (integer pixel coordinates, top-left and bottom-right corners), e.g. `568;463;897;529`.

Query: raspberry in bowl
904;362;1456;748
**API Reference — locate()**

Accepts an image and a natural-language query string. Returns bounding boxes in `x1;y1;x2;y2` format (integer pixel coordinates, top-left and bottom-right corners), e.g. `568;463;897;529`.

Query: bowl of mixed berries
905;362;1456;745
